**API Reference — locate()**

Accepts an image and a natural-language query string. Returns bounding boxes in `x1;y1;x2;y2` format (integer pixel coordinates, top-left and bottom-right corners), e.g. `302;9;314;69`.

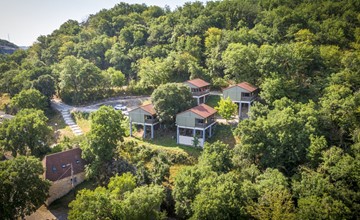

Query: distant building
184;78;210;105
223;82;259;119
129;103;159;139
42;148;86;205
176;104;217;147
0;111;14;124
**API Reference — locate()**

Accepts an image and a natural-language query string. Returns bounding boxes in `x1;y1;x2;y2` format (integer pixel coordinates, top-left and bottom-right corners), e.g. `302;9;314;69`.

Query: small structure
129;103;159;139
176;104;217;147
184;78;210;105
0;111;14;124
42;148;86;205
223;82;259;119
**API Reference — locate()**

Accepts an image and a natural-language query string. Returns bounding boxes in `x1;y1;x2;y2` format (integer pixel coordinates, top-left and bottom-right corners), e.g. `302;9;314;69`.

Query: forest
0;0;359;219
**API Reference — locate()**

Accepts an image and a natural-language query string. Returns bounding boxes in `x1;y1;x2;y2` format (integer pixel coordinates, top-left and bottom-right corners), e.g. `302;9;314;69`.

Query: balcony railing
240;95;257;101
191;89;210;96
145;118;158;124
195;119;215;128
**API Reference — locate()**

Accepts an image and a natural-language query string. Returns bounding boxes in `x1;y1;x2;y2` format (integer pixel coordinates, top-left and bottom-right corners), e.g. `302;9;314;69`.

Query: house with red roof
42;148;86;205
223;82;259;119
176;104;217;147
184;78;210;105
129;103;159;139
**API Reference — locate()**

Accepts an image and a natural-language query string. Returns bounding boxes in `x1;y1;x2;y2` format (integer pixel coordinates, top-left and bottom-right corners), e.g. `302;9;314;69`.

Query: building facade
223;82;258;119
176;104;217;147
129;103;159;139
184;78;210;105
42;148;86;205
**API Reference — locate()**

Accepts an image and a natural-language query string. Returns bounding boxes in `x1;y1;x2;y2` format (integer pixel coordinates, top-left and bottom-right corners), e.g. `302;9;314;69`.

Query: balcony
145;118;158;124
195;118;215;128
240;95;257;102
191;89;210;97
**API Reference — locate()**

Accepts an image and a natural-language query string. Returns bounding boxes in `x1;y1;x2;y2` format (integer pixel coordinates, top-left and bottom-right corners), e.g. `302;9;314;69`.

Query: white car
114;104;127;111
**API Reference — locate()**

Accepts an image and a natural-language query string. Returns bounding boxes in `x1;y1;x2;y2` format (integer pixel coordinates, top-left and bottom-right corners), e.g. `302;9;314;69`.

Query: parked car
114;104;127;111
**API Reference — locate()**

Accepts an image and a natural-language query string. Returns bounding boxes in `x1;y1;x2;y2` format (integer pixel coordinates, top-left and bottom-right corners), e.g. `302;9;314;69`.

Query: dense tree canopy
151;83;195;125
0;0;359;219
0;108;52;157
0;156;50;220
81;106;125;182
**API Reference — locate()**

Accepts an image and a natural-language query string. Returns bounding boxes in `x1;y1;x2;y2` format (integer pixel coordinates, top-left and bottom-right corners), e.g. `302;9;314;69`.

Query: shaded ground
26;180;96;220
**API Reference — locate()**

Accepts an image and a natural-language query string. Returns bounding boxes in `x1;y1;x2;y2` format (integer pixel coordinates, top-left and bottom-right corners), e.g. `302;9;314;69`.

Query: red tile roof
140;103;156;115
223;82;258;92
236;82;258;92
42;148;85;182
187;104;217;118
186;78;210;88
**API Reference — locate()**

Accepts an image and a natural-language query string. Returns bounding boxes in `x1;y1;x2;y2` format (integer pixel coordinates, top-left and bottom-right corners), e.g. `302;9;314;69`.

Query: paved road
51;96;150;136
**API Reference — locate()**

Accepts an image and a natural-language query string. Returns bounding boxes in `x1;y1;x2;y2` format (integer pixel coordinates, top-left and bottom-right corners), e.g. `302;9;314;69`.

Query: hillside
0;39;18;54
0;0;359;219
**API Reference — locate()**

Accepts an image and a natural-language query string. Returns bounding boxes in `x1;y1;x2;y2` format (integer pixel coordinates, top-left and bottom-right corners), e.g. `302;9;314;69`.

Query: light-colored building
129;103;159;139
223;82;259;119
0;111;14;124
42;148;86;205
176;104;217;147
184;78;210;105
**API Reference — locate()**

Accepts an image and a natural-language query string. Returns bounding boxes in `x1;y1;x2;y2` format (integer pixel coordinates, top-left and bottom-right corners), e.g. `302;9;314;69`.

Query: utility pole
70;163;74;190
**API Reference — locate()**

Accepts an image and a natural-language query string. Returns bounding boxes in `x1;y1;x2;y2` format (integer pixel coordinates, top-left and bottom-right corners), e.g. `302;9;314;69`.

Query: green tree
199;141;233;173
81;106;125;182
54;55;104;104
173;166;202;219
246;169;295;220
0;156;50;220
0;109;52;157
10;89;48;112
69;173;165;220
215;97;237;120
151;83;195;125
191;172;246;220
32;74;56;101
102;67;126;87
234;98;319;174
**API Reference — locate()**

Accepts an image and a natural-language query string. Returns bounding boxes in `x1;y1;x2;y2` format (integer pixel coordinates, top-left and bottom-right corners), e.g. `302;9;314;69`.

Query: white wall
179;135;204;147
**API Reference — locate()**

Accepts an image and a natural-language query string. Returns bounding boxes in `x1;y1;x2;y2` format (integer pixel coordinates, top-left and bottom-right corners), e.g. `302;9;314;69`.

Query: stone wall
45;172;85;205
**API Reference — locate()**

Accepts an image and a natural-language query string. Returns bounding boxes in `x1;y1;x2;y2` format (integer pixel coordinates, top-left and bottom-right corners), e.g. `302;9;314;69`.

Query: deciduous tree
0;156;50;220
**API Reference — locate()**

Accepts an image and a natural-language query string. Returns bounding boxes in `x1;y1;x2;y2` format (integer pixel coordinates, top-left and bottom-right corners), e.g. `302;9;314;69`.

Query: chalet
129;103;159;139
42;148;86;205
223;82;259;119
184;78;210;105
176;104;216;147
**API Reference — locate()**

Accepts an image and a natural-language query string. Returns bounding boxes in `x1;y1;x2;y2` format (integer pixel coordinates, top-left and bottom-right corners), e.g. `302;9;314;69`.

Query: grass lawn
206;95;221;108
207;122;239;147
47;110;75;143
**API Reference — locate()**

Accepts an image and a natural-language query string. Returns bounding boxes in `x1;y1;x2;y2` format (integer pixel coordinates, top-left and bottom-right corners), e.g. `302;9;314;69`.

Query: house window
76;160;80;164
61;164;66;168
52;166;57;172
242;93;250;97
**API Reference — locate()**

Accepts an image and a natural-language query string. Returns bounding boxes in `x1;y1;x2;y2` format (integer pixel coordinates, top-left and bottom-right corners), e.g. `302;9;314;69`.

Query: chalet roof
179;103;217;119
186;78;210;88
224;82;258;92
42;148;85;182
129;103;157;116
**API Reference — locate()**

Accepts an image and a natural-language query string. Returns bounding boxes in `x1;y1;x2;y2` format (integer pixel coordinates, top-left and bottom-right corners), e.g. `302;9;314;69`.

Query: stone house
42;148;86;205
